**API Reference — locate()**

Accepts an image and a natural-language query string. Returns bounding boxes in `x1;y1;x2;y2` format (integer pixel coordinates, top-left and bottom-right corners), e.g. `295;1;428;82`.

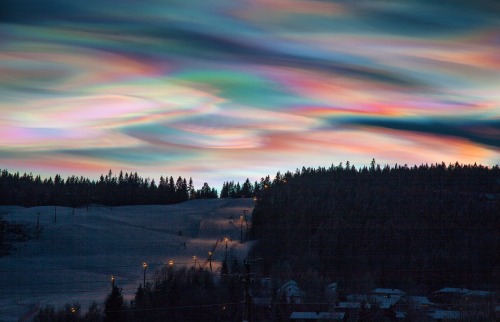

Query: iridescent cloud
0;0;499;188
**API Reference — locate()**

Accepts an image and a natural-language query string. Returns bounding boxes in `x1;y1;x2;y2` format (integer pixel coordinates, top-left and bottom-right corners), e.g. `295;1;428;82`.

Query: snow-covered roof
371;288;406;296
346;294;369;302
435;287;470;294
290;312;345;320
429;310;460;320
409;296;432;305
467;290;493;297
336;301;361;309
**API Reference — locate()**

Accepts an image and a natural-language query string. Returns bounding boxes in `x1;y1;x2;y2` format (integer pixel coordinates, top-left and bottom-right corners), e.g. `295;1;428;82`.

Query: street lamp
208;251;213;273
111;275;115;289
224;237;229;261
240;215;244;243
193;256;197;269
168;260;174;280
142;262;148;286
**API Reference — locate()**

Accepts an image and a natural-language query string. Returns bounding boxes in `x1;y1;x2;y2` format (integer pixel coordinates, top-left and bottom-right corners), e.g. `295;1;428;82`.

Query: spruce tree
104;286;126;322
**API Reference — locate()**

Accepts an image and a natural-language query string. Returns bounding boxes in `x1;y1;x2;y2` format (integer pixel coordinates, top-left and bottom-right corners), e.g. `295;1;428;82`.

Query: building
431;287;470;305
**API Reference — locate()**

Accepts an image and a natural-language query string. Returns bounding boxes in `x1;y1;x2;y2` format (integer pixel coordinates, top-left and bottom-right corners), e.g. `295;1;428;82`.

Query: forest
0;169;218;207
250;161;500;294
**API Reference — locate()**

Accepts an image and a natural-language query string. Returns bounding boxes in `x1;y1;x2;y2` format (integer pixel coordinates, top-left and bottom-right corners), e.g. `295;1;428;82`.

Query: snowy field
0;198;255;321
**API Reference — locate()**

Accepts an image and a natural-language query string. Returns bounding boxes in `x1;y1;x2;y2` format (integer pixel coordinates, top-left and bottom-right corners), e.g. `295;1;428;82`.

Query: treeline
0;169;218;208
220;178;259;198
250;161;500;292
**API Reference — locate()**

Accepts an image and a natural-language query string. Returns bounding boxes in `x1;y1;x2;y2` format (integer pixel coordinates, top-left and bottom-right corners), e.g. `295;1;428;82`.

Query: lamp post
142;262;148;286
240;215;244;243
168;260;174;281
208;251;212;273
224;237;229;261
111;275;115;289
193;256;197;269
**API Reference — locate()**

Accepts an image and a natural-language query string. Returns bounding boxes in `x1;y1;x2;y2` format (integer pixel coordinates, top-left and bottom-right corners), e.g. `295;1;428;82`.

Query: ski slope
0;198;255;321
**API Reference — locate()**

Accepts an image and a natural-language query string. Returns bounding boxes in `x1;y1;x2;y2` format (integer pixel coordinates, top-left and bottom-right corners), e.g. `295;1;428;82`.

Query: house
431;288;471;306
290;311;345;321
325;283;338;303
369;288;405;309
346;291;403;310
278;280;302;304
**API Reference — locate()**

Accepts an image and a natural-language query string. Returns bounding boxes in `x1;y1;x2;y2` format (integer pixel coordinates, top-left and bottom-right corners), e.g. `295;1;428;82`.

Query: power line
0;278;136;287
0;260;211;273
1;287;138;296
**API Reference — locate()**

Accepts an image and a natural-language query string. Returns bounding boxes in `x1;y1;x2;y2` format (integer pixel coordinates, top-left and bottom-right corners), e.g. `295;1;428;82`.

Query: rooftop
429;310;460;320
434;287;470;294
290;312;345;320
371;288;406;296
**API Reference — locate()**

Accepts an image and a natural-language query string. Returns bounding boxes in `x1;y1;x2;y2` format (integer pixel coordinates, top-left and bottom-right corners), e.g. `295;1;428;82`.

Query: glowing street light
208;251;213;273
193;256;197;269
142;262;148;286
168;260;174;280
111;275;115;289
224;237;229;261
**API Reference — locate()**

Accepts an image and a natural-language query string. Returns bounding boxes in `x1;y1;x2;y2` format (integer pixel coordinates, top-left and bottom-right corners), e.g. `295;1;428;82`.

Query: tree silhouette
104;286;126;322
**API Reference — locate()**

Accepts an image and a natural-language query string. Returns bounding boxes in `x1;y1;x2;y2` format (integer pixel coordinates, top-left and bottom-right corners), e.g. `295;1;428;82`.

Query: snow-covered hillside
0;198;255;321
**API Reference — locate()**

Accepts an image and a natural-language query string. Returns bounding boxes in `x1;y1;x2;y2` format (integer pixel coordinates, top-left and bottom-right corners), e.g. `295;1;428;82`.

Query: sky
1;0;499;189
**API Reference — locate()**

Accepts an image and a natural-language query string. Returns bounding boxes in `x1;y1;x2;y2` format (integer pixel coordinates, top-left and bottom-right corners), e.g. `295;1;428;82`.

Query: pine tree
188;177;195;200
104;286;126;322
241;178;252;198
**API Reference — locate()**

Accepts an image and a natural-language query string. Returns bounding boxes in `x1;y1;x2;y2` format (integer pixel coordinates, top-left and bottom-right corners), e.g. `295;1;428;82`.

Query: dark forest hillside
250;161;500;292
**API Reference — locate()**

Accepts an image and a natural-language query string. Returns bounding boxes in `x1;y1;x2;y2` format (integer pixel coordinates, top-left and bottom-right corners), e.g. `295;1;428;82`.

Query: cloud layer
1;0;499;187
